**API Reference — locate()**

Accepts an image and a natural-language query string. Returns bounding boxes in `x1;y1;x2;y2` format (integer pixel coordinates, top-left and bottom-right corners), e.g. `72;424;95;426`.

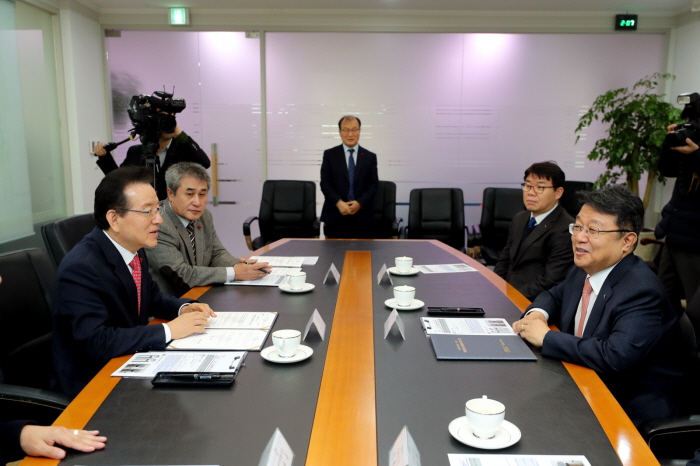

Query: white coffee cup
271;329;301;358
465;395;506;439
393;285;416;307
286;271;307;290
395;256;413;272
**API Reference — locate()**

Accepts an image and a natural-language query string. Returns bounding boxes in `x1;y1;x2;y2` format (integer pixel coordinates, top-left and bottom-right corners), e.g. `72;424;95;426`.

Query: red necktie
129;256;142;315
576;278;593;337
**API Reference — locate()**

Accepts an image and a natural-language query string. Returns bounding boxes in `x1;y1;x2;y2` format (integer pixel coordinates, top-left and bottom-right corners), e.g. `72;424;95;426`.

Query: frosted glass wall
106;31;665;250
266;32;666;225
106;31;262;254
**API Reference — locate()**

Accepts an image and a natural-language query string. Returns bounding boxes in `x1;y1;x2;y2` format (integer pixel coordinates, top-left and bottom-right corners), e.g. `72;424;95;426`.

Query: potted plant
575;73;681;210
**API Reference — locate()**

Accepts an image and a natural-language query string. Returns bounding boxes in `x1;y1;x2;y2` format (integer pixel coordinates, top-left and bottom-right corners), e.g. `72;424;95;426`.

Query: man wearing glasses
51;167;216;397
320;116;379;239
513;185;689;426
494;161;574;300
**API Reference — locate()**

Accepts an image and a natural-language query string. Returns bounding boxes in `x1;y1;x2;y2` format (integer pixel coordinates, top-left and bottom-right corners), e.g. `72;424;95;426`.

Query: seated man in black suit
320;115;379;238
494;161;574;300
52;167;216;397
513;185;690;426
93;119;210;200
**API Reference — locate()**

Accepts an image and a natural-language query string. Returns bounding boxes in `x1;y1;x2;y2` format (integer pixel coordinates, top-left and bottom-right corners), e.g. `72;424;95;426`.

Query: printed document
421;317;516;336
448;454;590;466
414;263;477;273
226;267;301;286
112;351;246;378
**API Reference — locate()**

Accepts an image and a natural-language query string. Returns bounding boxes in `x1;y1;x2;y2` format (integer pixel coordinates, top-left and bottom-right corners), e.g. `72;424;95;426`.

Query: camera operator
93;93;210;200
655;92;700;314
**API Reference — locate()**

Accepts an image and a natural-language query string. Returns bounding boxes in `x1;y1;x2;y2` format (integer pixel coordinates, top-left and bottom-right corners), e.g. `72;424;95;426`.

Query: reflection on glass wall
0;0;65;245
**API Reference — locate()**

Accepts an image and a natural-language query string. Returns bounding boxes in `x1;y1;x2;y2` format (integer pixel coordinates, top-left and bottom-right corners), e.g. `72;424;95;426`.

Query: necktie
186;221;197;263
576;278;593;337
521;217;537;242
347;148;356;201
129;256;142;315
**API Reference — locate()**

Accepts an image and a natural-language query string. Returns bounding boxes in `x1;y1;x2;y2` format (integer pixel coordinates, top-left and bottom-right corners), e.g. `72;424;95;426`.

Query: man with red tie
512;185;690;426
51;167;215;397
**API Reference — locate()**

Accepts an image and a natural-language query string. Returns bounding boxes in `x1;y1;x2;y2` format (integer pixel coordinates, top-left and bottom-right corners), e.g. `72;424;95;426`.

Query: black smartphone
426;307;485;316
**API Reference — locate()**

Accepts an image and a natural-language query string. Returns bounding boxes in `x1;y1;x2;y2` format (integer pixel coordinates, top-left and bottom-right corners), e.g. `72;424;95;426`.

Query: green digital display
615;14;638;31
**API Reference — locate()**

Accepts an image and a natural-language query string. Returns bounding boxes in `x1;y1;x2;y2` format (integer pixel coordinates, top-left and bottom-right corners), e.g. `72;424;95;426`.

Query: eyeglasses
340;128;360;134
569;223;633;239
126;207;162;219
521;183;555;194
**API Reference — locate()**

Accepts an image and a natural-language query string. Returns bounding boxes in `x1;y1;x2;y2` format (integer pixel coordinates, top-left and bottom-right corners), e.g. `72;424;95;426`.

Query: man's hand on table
512;311;549;348
168;303;215;339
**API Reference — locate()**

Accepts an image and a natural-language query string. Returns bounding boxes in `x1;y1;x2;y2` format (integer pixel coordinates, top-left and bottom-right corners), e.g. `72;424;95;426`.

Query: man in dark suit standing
51;167;216;397
146;162;270;296
494;161;574;300
320;116;379;239
93;122;210;200
513;185;689;426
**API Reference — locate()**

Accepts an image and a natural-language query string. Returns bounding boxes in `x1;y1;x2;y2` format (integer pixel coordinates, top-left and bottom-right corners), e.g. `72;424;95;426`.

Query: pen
258;267;271;274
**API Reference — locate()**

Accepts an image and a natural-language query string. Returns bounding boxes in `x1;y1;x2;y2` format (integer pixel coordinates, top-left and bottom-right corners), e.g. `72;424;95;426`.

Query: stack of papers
168;312;277;351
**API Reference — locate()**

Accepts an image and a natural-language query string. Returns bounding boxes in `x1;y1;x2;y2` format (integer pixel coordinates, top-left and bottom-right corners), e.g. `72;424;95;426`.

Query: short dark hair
524;161;566;188
165;162;211;193
94;167;153;230
338;115;361;129
577;185;643;244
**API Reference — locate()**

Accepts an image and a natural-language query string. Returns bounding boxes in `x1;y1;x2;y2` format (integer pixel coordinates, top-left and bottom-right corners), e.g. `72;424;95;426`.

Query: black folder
429;334;537;361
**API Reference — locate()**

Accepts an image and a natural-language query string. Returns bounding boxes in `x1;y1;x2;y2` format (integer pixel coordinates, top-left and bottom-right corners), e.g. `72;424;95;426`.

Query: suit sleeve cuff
162;323;171;343
227;266;235;282
526;308;549;321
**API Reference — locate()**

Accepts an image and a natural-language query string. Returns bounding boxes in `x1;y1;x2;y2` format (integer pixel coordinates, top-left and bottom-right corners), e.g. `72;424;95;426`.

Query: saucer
387;266;420;276
384;298;425;311
448;416;521;450
261;345;313;363
279;283;315;293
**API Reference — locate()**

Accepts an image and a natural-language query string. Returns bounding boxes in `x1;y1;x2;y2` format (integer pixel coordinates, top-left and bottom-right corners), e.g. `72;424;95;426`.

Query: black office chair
467;187;525;265
0;249;72;424
559;181;594;218
42;212;95;267
370;180;402;239
402;188;466;251
640;290;700;466
243;180;320;251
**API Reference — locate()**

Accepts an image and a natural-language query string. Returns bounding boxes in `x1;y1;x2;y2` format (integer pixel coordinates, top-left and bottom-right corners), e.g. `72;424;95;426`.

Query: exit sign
615;14;638;31
170;8;190;26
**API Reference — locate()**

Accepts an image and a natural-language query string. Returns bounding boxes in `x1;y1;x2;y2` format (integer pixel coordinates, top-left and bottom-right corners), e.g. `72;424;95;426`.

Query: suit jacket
529;254;689;425
51;227;192;397
320;144;378;227
96;131;210;200
0;420;29;464
146;202;239;296
494;205;574;300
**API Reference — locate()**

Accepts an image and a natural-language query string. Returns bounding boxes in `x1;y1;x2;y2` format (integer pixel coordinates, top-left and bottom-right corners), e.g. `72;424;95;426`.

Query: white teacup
286;271;307;290
395;256;413;272
271;329;301;358
465;395;506;439
393;285;416;307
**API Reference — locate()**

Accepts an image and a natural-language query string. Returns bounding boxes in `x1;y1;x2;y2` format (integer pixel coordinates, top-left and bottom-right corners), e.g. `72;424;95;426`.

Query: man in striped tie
512;185;690;426
146;162;271;297
52;167;216;397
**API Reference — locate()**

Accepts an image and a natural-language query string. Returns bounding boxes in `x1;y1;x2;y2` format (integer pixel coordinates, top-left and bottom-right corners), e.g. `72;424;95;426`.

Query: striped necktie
186;221;197;263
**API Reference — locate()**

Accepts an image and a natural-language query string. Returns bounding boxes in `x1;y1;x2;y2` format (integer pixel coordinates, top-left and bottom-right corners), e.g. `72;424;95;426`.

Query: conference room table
22;239;659;466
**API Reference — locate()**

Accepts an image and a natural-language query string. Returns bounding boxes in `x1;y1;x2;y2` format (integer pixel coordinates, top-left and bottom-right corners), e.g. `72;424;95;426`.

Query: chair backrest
258;180;317;244
42;213;95;267
371;180;397;239
559;180;594;218
479;187;525;250
0;248;56;389
407;188;465;250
